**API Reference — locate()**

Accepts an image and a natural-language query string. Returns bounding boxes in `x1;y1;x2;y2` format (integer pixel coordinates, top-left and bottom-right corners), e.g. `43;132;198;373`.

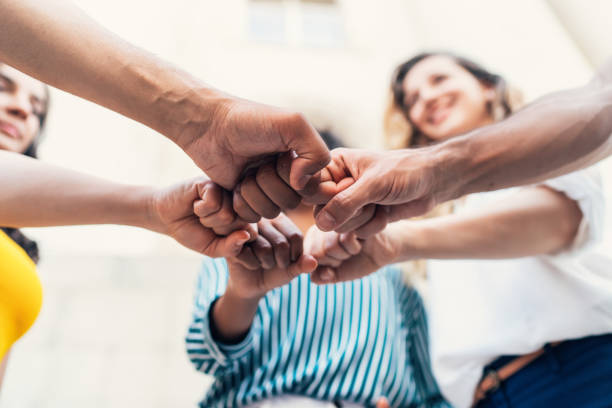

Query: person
0;0;331;195
186;132;449;408
0;63;256;386
306;53;612;408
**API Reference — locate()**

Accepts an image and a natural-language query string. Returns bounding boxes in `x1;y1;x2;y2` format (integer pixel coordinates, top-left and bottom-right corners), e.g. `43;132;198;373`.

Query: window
248;0;344;48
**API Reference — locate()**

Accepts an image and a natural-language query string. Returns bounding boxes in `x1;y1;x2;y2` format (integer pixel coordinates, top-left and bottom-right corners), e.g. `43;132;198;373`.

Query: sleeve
536;166;605;255
185;257;259;377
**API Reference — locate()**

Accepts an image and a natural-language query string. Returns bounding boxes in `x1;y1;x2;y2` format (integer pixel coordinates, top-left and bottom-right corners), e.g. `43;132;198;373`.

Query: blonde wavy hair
383;52;524;285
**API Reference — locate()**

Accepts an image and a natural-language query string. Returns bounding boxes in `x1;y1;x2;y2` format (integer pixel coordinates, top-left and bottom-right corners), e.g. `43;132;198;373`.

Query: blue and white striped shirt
186;258;447;408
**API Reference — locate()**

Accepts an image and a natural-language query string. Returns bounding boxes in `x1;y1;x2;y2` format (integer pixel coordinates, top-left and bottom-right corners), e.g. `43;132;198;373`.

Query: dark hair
0;65;49;263
390;52;512;146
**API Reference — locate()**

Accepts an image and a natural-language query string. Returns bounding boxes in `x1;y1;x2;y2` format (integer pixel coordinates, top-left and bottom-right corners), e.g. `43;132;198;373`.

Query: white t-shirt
428;167;612;408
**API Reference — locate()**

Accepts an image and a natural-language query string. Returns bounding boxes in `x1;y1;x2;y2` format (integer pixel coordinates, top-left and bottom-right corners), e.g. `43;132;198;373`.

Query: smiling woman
385;52;522;148
0;63;49;157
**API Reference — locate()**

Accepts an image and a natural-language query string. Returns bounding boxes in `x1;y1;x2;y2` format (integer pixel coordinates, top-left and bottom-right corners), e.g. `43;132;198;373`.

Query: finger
235;246;261;270
354;205;389;238
376;397;391;408
250;235;276;269
315;175;374;231
334;204;377;234
241;175;281;219
256;162;301;210
194;182;223;218
259;220;291;268
206;229;251;258
337;232;362;255
286;254;318;279
233;184;261;223
311;252;378;284
199;189;237;229
283;115;331;190
271;214;304;262
311;266;335;284
275;151;295;189
322;232;352;261
301;168;355;205
307;231;342;267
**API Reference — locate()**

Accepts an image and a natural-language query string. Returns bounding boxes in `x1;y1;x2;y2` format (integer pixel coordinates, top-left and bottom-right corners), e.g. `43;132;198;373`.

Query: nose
3;92;31;121
420;85;443;105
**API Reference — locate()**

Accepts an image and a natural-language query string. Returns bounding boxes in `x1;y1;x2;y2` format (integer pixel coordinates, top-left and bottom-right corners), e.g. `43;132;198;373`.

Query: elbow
550;198;583;253
535;187;583;254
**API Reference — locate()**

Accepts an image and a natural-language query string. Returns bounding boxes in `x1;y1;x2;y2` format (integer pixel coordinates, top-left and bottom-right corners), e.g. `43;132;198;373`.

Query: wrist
385;222;427;262
141;186;167;234
225;277;265;304
161;83;232;152
426;135;476;203
211;288;260;344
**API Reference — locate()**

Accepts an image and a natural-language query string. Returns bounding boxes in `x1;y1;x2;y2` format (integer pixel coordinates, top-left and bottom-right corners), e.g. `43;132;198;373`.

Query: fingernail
319;268;334;282
317;211;336;231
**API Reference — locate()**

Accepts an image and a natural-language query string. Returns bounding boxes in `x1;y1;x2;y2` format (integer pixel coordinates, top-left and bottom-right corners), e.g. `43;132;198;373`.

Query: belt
472;342;561;406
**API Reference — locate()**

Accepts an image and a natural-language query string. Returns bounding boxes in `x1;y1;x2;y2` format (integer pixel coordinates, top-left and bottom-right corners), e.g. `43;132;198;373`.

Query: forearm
432;68;612;200
388;187;582;260
0;151;156;230
0;0;223;144
210;286;260;344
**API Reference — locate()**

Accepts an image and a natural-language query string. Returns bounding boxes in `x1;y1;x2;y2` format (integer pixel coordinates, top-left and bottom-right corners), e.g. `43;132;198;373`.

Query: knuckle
262;205;281;220
217;210;236;225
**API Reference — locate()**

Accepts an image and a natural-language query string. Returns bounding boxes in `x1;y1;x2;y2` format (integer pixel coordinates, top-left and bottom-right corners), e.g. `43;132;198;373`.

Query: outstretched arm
307;186;582;284
441;59;612;196
311;59;612;233
0;0;329;190
0;151;252;257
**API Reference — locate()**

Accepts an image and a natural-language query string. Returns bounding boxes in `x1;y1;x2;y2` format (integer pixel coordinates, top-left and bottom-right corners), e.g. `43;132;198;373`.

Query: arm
0;151;252;257
209;215;316;343
307;186;583;284
0;0;329;190
0;151;159;229
440;66;612;196
312;59;612;233
391;186;582;261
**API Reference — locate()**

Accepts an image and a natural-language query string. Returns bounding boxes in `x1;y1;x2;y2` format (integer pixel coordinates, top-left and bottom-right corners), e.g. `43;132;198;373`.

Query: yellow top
0;230;42;360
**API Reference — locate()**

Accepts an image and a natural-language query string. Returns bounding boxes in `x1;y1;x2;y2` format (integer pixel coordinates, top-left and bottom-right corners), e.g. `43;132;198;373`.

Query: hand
226;214;317;300
309;147;454;235
193;181;257;238
232;153;302;223
304;226;398;284
231;152;381;233
147;178;253;257
180;97;331;191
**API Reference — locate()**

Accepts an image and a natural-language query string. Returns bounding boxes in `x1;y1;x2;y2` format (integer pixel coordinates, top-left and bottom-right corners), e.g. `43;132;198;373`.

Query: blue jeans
475;333;612;408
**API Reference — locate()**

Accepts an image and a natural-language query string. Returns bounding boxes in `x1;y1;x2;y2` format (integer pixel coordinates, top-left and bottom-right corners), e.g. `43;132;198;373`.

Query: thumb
217;229;251;258
288;124;331;190
287;254;318;278
315;175;374;231
376;397;391;408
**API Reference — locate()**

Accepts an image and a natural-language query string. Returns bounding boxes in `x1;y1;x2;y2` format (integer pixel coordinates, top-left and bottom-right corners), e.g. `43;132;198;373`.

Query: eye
432;74;447;84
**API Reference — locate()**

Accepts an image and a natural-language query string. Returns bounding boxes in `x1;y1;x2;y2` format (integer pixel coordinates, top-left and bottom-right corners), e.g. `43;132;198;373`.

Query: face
401;55;494;142
0;65;47;154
